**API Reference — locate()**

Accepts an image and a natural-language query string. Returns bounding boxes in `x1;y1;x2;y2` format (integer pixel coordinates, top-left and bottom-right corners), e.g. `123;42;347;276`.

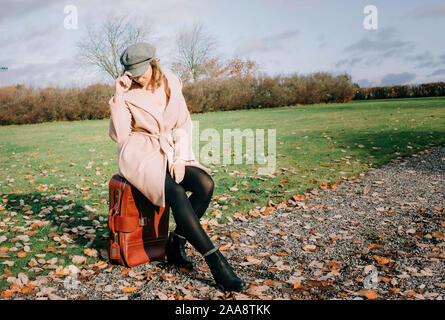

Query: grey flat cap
120;42;156;78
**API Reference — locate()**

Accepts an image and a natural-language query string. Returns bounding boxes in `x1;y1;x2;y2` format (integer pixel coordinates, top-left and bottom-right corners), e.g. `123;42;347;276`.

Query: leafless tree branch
75;13;153;80
173;23;218;83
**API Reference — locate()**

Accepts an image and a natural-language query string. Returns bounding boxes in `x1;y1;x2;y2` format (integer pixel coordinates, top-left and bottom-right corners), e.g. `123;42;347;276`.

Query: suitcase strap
109;183;149;234
109;183;126;260
112;215;148;232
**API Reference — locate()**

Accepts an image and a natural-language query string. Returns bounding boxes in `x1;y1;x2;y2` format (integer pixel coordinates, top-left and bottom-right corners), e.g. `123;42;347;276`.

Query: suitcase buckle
139;217;148;226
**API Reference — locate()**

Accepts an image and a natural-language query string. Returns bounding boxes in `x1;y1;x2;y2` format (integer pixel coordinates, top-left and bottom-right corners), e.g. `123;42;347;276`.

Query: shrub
0;71;357;125
353;82;445;100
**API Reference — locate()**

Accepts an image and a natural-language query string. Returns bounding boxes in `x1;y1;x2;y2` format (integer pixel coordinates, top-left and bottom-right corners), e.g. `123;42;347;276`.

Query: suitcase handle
110;183;149;233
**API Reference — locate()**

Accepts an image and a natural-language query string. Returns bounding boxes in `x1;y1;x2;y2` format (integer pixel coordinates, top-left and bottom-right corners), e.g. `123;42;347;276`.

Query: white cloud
335;27;417;70
234;28;299;56
344;27;414;56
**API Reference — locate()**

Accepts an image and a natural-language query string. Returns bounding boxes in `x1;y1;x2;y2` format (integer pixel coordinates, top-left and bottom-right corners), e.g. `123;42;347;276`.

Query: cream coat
108;69;211;207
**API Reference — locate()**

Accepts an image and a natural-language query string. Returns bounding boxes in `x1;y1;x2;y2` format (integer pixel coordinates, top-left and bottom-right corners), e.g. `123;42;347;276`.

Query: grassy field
0;96;444;293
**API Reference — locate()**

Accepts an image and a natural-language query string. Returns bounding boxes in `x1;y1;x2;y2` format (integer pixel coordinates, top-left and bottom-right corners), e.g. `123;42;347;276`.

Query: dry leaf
432;232;444;239
55;267;70;276
303;244;317;252
72;255;87;264
0;290;14;298
326;261;341;271
230;232;241;239
84;248;98;257
373;255;391;265
360;289;378;299
47;257;58;265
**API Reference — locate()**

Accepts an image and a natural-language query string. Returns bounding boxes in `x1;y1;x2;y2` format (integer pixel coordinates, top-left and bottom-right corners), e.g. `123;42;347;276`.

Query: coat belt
131;129;174;157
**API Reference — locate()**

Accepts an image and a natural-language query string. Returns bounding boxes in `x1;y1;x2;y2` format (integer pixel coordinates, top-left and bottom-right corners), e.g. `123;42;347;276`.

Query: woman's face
131;63;153;87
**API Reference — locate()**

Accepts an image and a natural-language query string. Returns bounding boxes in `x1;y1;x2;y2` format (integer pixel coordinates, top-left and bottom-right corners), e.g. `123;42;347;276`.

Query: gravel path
7;145;445;300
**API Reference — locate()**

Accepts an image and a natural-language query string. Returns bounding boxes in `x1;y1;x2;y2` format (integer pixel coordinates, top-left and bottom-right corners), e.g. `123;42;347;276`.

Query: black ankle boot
204;249;247;292
166;232;194;269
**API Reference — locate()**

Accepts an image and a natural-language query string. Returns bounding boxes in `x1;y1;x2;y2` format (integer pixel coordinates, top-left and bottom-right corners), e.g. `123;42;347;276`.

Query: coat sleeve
108;94;132;144
173;75;196;162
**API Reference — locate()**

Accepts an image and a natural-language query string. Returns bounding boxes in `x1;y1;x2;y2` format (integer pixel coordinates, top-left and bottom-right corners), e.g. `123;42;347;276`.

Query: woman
108;42;247;292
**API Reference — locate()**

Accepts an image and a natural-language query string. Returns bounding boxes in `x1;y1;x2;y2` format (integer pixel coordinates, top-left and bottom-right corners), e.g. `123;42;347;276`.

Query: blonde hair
132;57;171;103
148;57;163;92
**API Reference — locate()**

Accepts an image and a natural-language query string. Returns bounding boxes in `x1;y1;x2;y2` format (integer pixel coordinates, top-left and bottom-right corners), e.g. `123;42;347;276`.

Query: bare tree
76;13;153;80
169;61;193;83
173;23;217;83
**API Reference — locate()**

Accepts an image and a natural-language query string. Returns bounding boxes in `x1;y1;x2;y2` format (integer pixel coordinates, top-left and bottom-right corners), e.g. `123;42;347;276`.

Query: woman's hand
169;159;186;184
114;71;133;98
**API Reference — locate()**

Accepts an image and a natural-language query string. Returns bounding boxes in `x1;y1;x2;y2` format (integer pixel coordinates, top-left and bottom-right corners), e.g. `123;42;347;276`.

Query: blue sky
1;0;444;88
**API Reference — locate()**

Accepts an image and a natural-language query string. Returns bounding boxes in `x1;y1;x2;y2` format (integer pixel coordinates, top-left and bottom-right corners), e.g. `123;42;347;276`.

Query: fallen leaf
326;261;341;271
360;289;378;300
72;255;87;264
303;244;317;252
432;232;444;239
0;290;13;298
230;232;241;239
405;290;416;298
47;257;58;265
84;248;98;257
373;255;391;265
55;267;70;276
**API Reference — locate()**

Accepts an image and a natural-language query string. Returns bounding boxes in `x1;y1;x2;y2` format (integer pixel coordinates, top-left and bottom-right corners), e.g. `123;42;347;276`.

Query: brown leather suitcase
108;173;170;267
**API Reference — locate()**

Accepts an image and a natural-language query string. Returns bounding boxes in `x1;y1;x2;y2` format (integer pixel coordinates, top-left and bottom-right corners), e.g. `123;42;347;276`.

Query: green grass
0;96;445;293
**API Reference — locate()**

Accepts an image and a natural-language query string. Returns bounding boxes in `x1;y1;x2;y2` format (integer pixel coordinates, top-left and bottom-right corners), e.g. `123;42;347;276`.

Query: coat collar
123;70;177;132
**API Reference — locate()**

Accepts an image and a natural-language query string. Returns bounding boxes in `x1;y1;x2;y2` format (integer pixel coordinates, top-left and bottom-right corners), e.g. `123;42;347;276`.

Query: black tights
164;161;216;255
